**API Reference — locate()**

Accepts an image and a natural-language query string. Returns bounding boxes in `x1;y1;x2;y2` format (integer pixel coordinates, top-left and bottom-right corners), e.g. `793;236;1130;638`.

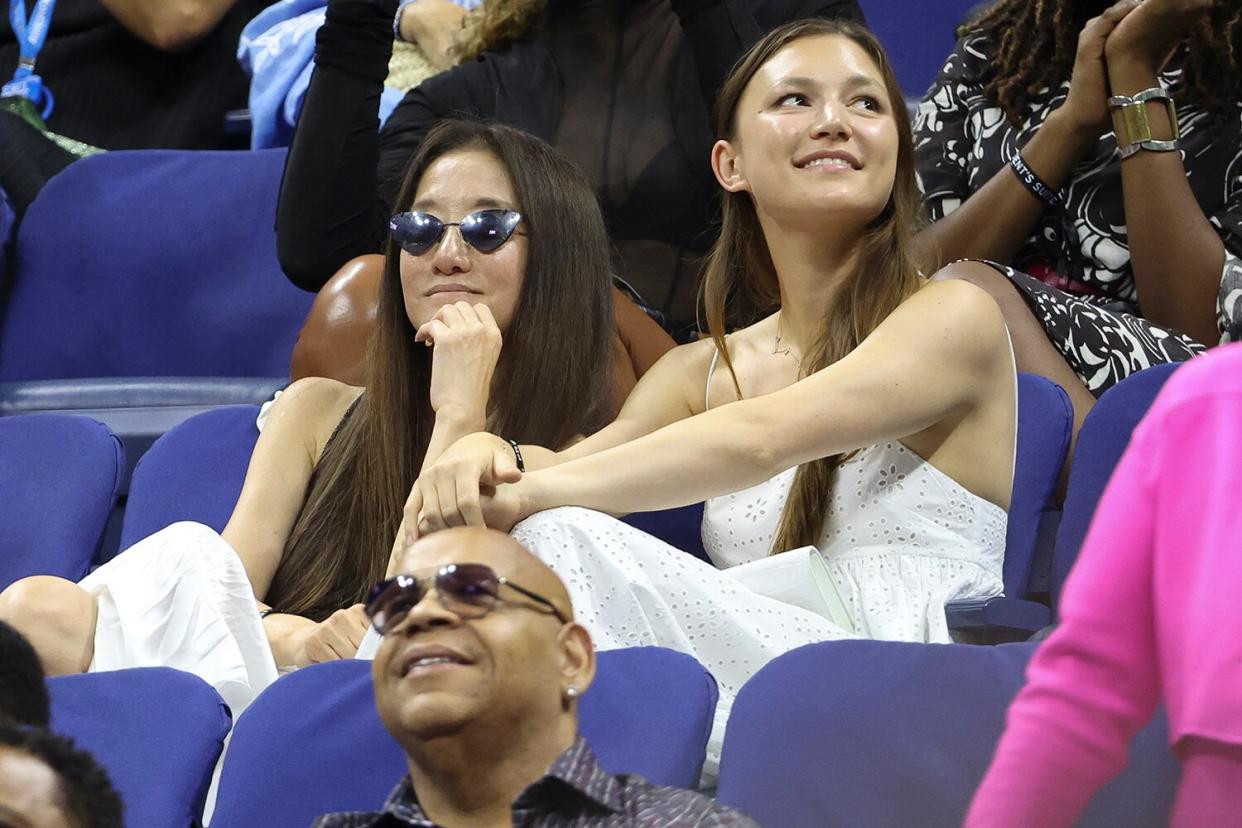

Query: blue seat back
716;639;1178;827
622;503;709;563
49;667;232;828
1006;373;1072;598
1052;363;1180;602
120;404;259;550
211;647;717;827
0;413;123;588
861;0;980;97
0;149;313;381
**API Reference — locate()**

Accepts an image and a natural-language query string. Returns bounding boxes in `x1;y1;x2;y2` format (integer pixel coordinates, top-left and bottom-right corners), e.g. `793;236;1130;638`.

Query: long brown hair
963;0;1241;124
701;19;924;555
266;120;615;621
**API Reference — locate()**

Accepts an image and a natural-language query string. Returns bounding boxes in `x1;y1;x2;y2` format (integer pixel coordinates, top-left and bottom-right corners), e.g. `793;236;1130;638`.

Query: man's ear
711;138;748;193
558;623;596;699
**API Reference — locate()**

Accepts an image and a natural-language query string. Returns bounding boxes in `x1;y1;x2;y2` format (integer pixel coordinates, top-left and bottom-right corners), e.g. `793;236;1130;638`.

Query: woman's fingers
402;486;423;546
342;604;372;650
455;470;485;527
420;485;448;534
414;318;447;346
488;443;523;484
433;472;467;528
473;302;500;334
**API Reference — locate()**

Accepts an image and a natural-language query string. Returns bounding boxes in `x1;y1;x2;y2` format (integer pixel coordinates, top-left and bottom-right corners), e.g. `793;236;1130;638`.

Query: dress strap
705;347;722;411
322;393;364;457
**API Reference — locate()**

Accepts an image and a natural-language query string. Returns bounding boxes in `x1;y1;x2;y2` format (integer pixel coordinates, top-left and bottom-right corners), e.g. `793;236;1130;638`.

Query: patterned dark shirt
913;32;1242;343
310;737;757;827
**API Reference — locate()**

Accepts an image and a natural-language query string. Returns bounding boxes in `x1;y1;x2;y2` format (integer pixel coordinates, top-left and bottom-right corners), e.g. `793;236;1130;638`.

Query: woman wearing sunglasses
405;20;1018;773
0;120;615;720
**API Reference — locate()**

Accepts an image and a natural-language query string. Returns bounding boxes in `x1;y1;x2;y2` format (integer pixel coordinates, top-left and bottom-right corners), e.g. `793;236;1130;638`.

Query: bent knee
930;260;1031;315
0;576;91;629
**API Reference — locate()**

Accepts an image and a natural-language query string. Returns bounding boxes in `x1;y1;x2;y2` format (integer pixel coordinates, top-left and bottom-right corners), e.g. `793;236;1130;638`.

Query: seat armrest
946;596;1052;644
0;377;286;413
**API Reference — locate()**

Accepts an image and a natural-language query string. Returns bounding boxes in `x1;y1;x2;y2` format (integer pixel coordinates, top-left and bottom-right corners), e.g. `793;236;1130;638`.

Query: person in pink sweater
966;342;1242;827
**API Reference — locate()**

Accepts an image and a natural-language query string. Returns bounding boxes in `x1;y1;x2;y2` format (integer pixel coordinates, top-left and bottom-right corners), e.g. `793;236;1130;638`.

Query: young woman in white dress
0;120;617;718
402;18;1019;770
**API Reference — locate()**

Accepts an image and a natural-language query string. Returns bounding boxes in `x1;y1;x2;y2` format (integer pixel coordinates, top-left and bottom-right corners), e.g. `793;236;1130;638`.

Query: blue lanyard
3;0;57;119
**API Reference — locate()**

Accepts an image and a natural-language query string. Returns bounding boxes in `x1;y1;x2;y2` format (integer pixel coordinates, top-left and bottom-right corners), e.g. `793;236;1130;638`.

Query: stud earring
565;685;580;699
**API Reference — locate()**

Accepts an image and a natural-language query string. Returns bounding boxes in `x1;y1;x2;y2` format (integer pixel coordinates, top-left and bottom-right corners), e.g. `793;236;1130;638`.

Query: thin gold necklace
773;317;803;365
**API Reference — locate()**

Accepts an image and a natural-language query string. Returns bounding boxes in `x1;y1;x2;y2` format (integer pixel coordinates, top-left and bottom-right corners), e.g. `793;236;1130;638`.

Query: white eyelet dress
510;348;1008;780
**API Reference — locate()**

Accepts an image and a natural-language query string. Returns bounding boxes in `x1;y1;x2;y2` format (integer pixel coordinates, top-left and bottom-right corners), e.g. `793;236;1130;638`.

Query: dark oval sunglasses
388;209;524;256
365;562;567;635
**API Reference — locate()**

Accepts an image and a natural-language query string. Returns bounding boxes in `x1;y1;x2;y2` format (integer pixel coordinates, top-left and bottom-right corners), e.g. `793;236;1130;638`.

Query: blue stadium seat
716;639;1178;827
0;149;311;484
861;0;980;97
49;667;232;827
120;404;260;551
1052;363;1180;604
0;413;123;589
622;503;709;563
946;373;1072;640
211;647;717;827
122;403;717;566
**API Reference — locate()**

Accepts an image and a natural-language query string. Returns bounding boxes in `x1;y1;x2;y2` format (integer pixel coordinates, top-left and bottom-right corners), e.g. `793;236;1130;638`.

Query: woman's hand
397;0;467;70
1059;0;1144;134
400;473;533;542
288;605;372;668
1104;0;1213;76
415;302;503;425
395;433;523;555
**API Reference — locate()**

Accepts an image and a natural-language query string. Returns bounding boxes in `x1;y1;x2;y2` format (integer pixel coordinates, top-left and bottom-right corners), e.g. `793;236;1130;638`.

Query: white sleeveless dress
510;348;1009;777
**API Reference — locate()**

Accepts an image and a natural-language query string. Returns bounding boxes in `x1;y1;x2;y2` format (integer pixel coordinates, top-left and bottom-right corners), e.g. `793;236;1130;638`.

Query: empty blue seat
716;639;1178;827
1052;363;1180;603
0;149;312;487
0;413;123;588
211;647;717;827
49;667;231;827
1;149;311;382
120;404;260;551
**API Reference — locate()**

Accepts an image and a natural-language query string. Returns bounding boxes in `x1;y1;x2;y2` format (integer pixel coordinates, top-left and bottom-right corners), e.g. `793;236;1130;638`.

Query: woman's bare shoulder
264;378;365;457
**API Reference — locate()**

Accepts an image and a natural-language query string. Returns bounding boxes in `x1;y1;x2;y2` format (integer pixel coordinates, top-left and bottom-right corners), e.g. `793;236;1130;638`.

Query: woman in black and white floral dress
913;0;1241;432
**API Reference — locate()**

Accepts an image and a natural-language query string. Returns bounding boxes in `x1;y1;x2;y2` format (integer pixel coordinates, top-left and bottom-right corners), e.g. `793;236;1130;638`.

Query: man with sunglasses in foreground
313;527;756;827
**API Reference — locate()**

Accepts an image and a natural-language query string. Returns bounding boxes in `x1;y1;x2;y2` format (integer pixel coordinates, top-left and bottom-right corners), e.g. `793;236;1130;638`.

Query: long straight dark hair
266;120;615;621
700;19;925;555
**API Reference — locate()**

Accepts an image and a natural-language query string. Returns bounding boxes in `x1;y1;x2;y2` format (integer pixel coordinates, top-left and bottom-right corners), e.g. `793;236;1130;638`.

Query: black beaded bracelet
506;439;526;473
1009;152;1063;209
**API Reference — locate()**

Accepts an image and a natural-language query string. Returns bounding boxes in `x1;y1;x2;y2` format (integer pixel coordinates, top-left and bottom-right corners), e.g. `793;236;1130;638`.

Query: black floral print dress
914;33;1242;395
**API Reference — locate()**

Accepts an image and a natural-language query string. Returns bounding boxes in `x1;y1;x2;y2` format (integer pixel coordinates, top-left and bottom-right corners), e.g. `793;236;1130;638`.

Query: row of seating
0;363;1175;639
47;640;1177;828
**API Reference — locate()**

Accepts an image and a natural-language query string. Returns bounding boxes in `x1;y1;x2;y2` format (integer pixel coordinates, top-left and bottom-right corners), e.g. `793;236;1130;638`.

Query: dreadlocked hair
962;0;1242;124
455;0;549;62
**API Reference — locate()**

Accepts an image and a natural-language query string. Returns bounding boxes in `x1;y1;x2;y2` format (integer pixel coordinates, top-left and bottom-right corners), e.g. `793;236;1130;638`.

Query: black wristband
1009;152;1063;209
506;439;526;473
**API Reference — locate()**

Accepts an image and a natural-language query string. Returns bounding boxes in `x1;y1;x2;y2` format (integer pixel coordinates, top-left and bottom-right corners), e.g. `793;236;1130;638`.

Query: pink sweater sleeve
964;421;1162;827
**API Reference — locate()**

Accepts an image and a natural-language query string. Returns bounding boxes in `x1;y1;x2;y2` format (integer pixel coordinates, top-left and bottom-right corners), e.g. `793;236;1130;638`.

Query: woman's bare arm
914;2;1139;271
503;278;1011;522
221;378;360;601
1102;0;1223;345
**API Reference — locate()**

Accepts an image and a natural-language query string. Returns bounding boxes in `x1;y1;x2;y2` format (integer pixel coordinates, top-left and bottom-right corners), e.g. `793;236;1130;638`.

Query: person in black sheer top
277;0;863;326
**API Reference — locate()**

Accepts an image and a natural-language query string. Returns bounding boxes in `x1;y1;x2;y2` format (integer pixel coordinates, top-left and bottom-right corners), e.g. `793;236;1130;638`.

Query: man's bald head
373;527;595;755
396;528;573;622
